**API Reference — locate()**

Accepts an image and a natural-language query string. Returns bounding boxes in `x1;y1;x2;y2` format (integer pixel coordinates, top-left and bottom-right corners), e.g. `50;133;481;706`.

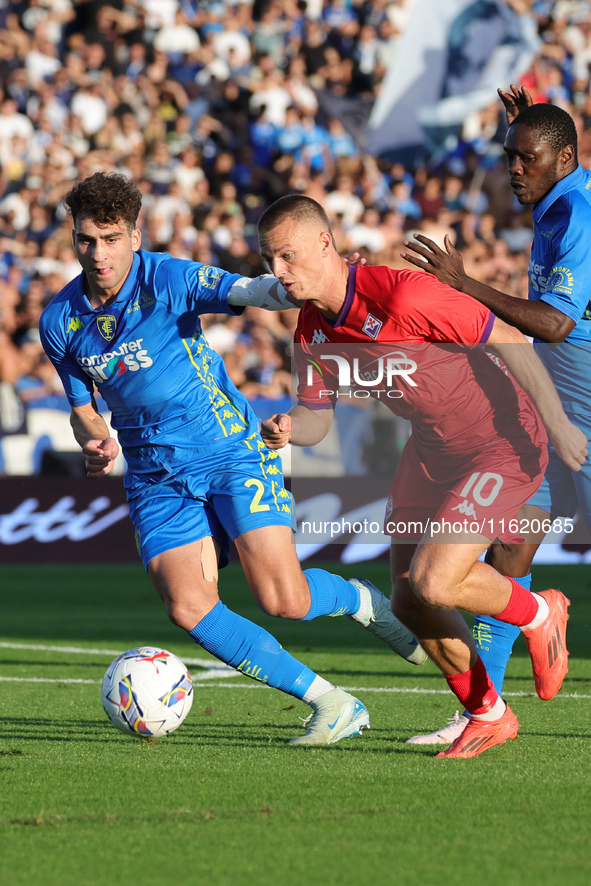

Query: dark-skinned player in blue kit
39;172;428;747
402;86;591;744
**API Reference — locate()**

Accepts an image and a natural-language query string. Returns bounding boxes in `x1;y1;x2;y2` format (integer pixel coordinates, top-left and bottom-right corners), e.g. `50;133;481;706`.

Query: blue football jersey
40;250;259;474
527;164;591;411
529;164;591;342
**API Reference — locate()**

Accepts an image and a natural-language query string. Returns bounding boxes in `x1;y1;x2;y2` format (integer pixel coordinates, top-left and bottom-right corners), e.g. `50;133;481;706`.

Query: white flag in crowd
367;0;539;160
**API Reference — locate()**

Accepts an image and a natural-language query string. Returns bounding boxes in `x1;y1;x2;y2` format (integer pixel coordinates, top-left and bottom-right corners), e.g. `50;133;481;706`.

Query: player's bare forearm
401;233;574;342
290;404;333;446
490;337;588;471
70;400;110;447
260;404;333;449
70;402;119;478
458;279;573;342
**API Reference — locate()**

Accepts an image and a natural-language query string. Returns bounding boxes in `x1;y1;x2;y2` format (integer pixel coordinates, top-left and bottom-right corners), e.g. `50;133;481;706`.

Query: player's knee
408;564;451;608
165;599;203;631
258;595;309;620
250;571;310;620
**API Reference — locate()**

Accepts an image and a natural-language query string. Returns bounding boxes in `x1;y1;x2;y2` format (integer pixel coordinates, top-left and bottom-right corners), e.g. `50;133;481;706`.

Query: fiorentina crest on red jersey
362;313;383;340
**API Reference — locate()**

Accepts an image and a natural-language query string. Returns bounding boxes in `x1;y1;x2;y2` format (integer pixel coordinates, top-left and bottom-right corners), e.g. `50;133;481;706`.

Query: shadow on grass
0;716;411;751
4;714;588;756
0;659;106;669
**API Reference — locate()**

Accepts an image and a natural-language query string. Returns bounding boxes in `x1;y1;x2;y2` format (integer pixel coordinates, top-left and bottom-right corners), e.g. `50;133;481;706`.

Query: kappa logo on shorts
362;313;383;340
451;499;478;518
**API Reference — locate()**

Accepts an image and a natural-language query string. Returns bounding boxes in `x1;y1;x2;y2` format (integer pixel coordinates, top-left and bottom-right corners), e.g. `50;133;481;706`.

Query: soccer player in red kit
258;195;587;758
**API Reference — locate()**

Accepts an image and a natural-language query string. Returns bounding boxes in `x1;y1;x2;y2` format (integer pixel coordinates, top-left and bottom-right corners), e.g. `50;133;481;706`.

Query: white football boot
406;710;470;745
288;688;370;746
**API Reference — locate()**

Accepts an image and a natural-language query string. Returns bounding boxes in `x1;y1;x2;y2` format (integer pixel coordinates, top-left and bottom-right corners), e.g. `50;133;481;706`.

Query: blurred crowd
2;0;591;469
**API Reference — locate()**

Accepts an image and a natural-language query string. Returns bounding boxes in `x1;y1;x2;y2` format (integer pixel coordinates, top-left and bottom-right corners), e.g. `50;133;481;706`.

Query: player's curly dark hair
258;195;336;247
512;103;578;163
64;172;143;231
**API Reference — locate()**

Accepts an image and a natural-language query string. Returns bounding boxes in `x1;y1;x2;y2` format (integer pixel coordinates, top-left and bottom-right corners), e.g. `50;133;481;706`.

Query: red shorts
385;431;548;543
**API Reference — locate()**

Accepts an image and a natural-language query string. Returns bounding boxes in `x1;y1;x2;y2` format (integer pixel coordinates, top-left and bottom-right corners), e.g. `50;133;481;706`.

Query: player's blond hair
258;195;336;247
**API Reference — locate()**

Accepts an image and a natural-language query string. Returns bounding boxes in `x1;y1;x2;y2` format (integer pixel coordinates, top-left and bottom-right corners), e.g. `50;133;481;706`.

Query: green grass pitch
0;561;590;886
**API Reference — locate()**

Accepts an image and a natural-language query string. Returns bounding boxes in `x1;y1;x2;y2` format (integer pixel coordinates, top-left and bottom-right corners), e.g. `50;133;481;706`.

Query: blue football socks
300;568;360;620
189;601;316;700
472;573;531;695
188;570;362;700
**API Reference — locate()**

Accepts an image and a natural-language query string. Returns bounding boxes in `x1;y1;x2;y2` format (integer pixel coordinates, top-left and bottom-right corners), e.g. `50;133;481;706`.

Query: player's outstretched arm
497;83;533;126
261;404;334;449
70;402;120;479
228;275;299;311
487;319;588;471
228;254;365;313
401;233;575;342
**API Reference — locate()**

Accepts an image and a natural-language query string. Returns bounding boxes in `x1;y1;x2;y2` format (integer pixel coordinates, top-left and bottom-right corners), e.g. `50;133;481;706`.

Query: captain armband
228;275;299;311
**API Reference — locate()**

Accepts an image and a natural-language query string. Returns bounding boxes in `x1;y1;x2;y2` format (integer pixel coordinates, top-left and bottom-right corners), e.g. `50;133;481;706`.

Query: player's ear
559;144;576;170
319;229;332;254
132;227;142;251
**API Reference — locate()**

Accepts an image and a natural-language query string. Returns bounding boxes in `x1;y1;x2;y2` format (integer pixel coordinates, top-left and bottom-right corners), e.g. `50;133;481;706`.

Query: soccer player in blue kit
39;172;427;746
402;87;591;744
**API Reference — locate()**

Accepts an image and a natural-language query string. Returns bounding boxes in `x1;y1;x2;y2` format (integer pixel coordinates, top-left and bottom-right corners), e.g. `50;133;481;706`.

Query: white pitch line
0;641;236;674
190;683;591;699
1;642;590;699
2;676;589;700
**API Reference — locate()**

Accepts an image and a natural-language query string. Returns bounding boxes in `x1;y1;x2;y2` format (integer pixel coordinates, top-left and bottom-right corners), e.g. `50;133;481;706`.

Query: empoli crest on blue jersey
97;314;117;341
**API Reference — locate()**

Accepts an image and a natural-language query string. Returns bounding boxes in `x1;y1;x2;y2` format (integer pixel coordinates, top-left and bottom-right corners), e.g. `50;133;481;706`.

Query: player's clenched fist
261;413;291;449
550;420;588;473
82;437;120;478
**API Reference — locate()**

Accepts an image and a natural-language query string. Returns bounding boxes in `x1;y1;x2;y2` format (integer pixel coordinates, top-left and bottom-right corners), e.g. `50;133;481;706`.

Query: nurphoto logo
306;350;418;389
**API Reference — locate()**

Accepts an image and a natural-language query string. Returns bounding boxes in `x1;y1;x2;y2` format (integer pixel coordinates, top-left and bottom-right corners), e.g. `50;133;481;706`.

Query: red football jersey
295;265;545;457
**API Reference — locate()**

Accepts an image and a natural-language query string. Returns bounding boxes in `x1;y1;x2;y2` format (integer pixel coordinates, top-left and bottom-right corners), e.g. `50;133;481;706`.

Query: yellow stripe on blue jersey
182;332;248;438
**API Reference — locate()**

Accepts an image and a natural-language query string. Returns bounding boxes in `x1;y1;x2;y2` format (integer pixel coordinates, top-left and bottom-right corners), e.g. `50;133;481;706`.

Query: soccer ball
101;646;193;738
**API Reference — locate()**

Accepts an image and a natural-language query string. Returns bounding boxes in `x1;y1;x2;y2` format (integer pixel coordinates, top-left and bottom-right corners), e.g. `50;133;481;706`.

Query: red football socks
446;656;499;716
494;578;539;627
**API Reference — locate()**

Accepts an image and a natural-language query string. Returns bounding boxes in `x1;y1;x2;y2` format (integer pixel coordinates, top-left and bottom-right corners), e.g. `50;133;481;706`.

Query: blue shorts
527;413;591;529
127;433;293;568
